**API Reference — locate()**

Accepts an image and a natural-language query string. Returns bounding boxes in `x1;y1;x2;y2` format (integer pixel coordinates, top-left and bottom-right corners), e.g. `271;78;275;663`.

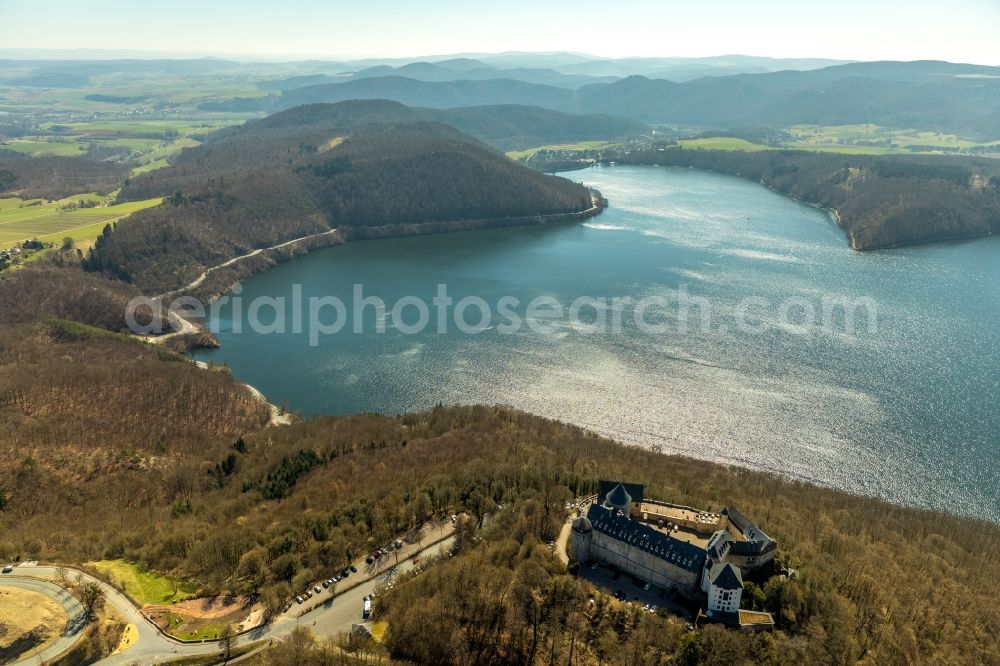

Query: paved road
9;533;455;666
2;576;87;666
99;535;456;665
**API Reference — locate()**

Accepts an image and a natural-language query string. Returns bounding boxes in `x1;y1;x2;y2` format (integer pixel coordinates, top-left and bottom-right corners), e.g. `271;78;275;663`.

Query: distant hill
275;61;1000;138
277;75;575;111
0;154;127;199
87;101;596;293
574;61;1000;137
556;54;850;80
616;147;1000;250
2;71;90;87
347;61;618;88
426;105;646;151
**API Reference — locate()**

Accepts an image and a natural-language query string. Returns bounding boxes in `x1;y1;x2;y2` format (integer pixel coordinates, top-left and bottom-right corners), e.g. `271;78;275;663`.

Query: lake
194;165;1000;522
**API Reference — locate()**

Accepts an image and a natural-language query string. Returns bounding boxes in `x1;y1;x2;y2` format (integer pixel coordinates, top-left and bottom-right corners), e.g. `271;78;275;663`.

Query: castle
568;481;777;624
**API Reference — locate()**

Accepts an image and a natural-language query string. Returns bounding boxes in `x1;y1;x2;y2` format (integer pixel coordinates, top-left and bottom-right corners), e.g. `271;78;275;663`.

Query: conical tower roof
606;482;632;510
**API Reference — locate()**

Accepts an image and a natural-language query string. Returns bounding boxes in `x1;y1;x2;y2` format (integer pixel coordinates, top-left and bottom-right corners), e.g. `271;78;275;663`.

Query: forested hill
87;101;597;293
273;61;1000;138
212;98;647;151
614;148;1000;250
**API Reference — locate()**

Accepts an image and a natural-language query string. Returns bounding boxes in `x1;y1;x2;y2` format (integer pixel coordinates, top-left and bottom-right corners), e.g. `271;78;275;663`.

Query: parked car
1;565;13;574
341;568;350;578
322;581;329;588
295;595;303;604
349;565;358;573
365;556;374;564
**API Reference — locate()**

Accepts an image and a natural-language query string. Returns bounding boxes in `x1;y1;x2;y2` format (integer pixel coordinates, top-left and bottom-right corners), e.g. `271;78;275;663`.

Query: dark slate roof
721;506;753;533
605;483;632;508
572;516;593;534
709;562;743;590
721;506;776;553
598;480;644;505
730;539;778;556
706;530;732;560
586;503;705;574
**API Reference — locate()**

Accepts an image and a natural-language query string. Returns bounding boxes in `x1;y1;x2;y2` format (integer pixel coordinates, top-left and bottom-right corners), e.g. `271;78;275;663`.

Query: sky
1;0;998;64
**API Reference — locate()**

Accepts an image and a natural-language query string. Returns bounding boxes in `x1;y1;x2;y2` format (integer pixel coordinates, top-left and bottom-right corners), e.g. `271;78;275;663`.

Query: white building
704;561;743;613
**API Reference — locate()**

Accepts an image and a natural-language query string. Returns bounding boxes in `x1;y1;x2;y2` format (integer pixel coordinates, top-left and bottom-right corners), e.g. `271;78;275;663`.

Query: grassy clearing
673;125;1000;156
164;612;230;640
0;139;85;156
0;195;162;249
42;120;231;135
677;137;772;152
506;140;617;160
787;124;1000;152
131;158;170;174
88;560;196;606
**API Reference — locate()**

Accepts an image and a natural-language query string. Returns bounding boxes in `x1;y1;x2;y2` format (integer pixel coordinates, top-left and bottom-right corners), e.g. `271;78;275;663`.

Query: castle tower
568;515;593;562
605;483;632;515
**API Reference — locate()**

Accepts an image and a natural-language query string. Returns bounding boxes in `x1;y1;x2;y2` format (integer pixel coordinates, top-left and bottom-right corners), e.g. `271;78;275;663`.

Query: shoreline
594;161;998;252
143;192;607;426
157;190;606;305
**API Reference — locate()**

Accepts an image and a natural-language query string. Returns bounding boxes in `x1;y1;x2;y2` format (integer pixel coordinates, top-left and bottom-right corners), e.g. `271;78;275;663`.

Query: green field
0;139;86;156
87;559;196;606
506;140;617;160
787;124;1000;152
0;194;163;249
3;118;236;173
676;137;773;152
42;120;232;135
672;125;1000;156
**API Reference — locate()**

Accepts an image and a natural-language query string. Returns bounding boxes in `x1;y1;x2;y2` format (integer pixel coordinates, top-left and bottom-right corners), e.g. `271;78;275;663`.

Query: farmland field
786;124;1000;152
0;194;163;249
2;118;238;173
506;140;617;160
676;137;772;152
0;139;86;156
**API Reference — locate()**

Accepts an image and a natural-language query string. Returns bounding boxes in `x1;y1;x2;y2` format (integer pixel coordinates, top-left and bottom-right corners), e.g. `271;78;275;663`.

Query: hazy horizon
1;0;998;65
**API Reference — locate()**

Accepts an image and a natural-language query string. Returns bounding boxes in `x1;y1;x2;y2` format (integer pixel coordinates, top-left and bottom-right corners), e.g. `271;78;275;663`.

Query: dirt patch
0;586;67;663
146;595;261;640
147;594;251;620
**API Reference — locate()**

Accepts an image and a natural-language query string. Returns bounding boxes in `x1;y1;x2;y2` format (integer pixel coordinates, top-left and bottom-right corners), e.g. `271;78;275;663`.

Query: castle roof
706;530;733;560
586;503;706;574
598;480;644;505
721;506;776;553
709;562;743;590
605;483;632;508
572;516;593;534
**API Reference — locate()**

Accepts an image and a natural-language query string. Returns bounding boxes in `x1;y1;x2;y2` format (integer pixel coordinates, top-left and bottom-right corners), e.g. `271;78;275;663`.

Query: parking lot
577;562;695;620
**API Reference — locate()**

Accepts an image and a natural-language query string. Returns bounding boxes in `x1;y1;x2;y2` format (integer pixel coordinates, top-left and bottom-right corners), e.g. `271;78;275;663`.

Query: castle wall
569;529;592;563
708;584;741;613
590;531;699;595
725;549;777;572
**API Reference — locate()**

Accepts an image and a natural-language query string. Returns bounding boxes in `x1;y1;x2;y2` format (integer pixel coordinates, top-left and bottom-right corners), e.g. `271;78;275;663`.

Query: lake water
194;166;1000;522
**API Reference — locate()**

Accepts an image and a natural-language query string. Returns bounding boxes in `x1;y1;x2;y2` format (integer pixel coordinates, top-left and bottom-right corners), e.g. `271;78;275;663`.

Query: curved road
8;532;454;666
2;577;86;666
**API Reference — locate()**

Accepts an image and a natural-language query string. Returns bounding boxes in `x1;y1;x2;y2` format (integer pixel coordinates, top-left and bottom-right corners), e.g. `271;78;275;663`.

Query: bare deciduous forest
1;394;997;664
